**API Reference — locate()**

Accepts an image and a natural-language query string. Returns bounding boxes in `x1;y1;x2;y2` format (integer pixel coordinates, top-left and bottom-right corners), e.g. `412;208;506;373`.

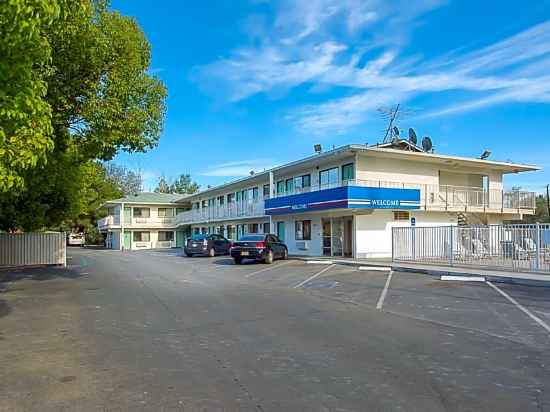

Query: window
193;202;200;210
263;222;270;234
276;180;285;194
393;211;410;221
201;200;208;209
263;184;270;197
294;174;311;191
218;195;225;206
133;231;150;242
133;208;150;218
285;178;294;193
193;227;200;235
176;207;186;215
158;231;174;241
236;191;242;202
208;198;215;208
319;167;338;188
227;193;235;204
158;208;173;217
249;223;259;233
295;220;311;240
252;187;259;200
342;163;354;182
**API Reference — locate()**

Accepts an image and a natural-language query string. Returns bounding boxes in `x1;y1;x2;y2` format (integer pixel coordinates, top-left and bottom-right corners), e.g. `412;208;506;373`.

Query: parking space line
293;264;335;288
245;261;294;278
486;281;550;335
376;271;393;310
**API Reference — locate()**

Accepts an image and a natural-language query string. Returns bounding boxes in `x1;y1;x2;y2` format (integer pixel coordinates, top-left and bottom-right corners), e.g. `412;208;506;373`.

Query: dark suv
230;234;288;264
185;234;231;257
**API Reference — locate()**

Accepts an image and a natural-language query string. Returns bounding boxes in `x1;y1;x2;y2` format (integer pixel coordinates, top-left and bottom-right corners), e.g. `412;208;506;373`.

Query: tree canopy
154;174;200;195
0;0;167;231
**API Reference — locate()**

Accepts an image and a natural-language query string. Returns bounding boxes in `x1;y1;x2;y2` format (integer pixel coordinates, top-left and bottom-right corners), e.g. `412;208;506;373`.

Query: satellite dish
392;126;400;138
422;136;433;152
408;128;417;145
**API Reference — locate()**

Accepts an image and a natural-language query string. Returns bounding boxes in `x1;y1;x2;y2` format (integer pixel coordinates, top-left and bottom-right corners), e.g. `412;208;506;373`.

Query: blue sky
112;0;550;192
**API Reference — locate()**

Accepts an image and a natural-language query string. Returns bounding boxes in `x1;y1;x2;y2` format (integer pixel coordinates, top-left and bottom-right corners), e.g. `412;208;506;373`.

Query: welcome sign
265;186;421;215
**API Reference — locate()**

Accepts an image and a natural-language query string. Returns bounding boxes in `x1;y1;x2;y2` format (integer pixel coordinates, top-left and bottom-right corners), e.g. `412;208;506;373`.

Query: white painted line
358;266;392;272
486;281;550;335
294;265;335;288
245;261;294;278
306;260;333;265
376;271;394;310
441;275;486;282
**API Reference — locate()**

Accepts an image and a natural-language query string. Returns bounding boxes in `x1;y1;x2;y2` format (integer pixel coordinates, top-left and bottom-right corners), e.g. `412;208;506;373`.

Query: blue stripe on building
265;186;421;215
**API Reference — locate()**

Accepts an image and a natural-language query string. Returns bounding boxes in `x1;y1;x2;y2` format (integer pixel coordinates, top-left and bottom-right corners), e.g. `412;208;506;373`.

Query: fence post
412;225;416;261
536;222;541;271
449;226;454;266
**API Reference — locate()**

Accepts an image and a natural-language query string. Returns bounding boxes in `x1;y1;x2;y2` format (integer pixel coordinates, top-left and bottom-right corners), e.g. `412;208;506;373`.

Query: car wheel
282;248;288;260
208;248;215;257
234;258;242;265
186;252;193;257
264;250;274;264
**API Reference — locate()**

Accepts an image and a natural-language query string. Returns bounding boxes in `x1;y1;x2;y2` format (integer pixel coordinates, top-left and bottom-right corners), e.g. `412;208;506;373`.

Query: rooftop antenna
421;136;433;153
314;144;322;154
378;104;416;144
408;128;418;146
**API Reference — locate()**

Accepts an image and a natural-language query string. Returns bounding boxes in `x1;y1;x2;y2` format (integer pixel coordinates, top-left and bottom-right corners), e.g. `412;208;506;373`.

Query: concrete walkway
291;256;550;286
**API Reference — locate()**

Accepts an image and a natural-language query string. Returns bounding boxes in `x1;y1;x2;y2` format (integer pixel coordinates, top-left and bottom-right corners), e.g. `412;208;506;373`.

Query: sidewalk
291;255;550;286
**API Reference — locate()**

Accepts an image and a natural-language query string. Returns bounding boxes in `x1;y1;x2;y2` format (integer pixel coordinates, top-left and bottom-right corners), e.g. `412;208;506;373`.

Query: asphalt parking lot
1;247;550;411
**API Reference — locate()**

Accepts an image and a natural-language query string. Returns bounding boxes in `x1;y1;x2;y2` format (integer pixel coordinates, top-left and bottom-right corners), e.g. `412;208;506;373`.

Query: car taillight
255;241;266;248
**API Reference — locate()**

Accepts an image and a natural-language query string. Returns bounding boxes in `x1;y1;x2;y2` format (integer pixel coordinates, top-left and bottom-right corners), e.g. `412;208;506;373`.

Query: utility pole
546;184;550;222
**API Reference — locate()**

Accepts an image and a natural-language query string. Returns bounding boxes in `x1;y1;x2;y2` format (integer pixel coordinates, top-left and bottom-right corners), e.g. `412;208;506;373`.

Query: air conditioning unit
296;241;309;250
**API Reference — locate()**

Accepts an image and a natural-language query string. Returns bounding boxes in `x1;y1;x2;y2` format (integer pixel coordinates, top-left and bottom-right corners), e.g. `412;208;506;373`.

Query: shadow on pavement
0;265;83;284
0;299;11;320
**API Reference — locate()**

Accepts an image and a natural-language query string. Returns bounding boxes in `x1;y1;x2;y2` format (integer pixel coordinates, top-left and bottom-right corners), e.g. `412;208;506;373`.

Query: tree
0;0;167;231
170;173;200;194
154;175;171;193
0;0;58;191
105;163;143;196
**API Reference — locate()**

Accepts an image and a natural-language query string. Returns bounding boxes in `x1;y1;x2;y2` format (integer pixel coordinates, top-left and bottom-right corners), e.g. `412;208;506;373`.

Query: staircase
456;212;488;226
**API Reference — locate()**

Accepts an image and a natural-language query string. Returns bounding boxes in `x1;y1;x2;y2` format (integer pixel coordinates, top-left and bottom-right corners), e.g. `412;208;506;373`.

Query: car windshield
239;235;264;241
190;234;208;240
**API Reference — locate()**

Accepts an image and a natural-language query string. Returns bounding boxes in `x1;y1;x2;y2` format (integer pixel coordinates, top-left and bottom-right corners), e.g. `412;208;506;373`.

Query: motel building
98;141;538;258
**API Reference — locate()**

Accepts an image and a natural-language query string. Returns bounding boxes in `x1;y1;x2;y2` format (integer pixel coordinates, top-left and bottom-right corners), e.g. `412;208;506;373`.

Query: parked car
67;232;85;246
185;234;231;257
230;234;288;264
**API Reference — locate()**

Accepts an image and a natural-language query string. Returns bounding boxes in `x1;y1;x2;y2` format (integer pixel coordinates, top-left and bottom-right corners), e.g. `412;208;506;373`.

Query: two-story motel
98;141;539;258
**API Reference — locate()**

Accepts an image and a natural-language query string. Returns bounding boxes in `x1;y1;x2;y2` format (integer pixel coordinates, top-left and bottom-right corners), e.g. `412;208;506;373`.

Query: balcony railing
272;179;536;212
97;215;176;230
175;201;265;225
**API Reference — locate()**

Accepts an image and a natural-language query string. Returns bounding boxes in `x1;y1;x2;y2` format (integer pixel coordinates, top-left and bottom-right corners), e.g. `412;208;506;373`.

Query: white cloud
200;159;279;177
193;1;550;135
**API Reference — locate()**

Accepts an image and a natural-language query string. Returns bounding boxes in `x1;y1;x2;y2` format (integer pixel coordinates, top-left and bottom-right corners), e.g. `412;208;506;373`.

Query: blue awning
265;186;420;215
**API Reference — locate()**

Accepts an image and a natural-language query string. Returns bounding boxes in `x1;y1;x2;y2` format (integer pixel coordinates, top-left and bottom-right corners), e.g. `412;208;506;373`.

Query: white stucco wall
272;214;323;256
355;210;459;258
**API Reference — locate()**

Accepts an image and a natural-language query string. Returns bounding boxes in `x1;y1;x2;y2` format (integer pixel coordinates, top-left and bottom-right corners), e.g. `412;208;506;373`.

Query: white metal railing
393;224;550;273
97;215;176;229
175;200;265;225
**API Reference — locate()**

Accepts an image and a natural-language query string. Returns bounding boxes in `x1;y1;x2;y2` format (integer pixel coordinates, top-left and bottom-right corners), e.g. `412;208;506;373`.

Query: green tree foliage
0;0;59;191
104;163;143;196
520;195;550;224
154;174;200;194
0;0;167;231
170;174;200;194
154;175;171;193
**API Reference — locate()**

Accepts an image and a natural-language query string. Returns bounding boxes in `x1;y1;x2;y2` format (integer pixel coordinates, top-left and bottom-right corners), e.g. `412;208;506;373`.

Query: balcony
175;201;265;225
268;179;536;214
97;215;177;230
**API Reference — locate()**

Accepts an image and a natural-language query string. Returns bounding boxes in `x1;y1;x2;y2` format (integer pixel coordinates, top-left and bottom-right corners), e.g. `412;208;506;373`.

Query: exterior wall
439;171;483;187
271;214;323;256
356;154;439;185
355;210;458;258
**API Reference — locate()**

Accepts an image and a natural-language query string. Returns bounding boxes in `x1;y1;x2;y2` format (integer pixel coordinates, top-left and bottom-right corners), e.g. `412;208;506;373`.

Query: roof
101;192;189;207
175;143;539;202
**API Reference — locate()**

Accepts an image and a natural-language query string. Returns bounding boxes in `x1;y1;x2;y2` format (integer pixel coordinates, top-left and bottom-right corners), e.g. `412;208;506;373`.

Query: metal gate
392;224;550;273
0;232;66;267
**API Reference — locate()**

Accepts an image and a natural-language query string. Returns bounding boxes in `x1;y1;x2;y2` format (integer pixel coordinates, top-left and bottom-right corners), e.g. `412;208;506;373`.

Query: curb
291;256;550;287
